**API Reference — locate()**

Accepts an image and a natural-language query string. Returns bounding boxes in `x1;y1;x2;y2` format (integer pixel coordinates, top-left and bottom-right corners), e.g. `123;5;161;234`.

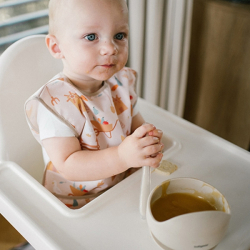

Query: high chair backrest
0;35;63;182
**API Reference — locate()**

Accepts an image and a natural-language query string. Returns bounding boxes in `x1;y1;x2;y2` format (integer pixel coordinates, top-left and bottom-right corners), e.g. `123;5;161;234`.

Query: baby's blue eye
115;33;124;40
85;34;96;41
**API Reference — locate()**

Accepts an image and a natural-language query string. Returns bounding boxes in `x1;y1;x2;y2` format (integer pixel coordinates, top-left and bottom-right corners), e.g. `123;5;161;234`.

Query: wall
184;0;250;150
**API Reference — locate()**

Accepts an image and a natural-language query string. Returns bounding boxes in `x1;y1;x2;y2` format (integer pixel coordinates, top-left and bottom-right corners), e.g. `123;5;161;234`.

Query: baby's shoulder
115;67;137;80
42;73;80;96
45;73;70;88
109;67;137;87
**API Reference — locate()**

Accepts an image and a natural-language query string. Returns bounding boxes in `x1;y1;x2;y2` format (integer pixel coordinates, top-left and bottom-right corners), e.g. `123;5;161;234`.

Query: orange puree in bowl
151;193;217;222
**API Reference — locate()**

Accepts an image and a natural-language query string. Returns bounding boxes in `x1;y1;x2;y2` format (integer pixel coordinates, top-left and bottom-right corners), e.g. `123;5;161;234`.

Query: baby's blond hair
48;0;65;35
48;0;128;36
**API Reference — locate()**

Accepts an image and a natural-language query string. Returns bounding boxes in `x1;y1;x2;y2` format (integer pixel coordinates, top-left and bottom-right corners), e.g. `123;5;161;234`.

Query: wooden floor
0;215;26;250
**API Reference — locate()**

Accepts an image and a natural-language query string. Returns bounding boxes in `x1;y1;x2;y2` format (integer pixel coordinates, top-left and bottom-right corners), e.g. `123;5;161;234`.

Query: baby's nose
100;40;118;56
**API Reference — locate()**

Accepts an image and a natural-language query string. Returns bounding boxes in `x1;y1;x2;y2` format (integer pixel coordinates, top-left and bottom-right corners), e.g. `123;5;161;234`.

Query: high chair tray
1;98;250;250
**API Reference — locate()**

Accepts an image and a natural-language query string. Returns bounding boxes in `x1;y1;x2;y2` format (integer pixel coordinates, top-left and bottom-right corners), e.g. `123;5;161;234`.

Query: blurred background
0;0;249;249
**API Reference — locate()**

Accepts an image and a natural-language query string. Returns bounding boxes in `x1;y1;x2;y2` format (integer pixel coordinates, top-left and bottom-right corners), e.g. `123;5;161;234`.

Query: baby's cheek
116;60;127;74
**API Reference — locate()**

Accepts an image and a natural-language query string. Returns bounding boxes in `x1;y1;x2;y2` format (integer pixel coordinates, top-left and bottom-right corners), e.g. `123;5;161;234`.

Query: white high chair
0;35;180;250
0;35;63;248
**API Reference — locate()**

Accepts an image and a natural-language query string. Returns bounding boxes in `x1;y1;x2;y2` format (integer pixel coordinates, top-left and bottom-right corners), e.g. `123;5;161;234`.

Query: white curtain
128;0;193;117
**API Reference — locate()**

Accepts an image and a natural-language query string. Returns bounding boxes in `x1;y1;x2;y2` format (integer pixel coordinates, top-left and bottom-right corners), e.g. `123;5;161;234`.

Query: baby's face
56;0;129;84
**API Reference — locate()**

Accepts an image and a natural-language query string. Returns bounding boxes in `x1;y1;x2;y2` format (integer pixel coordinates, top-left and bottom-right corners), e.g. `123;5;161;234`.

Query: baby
25;0;163;208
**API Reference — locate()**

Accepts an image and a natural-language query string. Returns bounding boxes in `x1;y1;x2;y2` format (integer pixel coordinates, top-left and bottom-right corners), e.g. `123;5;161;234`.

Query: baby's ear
45;34;63;59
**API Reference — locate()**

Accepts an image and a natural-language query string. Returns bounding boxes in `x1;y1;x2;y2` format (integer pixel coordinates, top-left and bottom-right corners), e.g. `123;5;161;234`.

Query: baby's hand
118;123;163;169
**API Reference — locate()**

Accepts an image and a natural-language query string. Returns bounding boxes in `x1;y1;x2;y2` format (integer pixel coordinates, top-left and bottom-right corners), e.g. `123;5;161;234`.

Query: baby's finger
133;123;156;138
143;143;164;157
144;152;163;168
140;136;160;148
148;129;163;141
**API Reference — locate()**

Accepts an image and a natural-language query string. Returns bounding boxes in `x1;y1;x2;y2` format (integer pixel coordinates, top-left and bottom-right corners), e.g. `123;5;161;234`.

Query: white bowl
146;178;231;250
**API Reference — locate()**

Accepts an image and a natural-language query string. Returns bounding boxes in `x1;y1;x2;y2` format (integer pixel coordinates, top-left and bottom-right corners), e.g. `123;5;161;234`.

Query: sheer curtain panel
128;0;193;116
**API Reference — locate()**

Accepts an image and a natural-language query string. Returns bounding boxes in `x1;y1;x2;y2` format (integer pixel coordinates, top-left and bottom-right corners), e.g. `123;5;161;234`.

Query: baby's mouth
100;64;115;68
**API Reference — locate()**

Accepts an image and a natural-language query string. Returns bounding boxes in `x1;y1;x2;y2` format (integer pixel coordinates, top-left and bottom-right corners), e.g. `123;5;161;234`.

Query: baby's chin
94;67;121;81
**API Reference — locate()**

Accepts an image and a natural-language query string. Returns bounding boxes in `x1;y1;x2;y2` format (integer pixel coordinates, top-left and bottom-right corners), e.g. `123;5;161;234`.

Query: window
0;0;49;54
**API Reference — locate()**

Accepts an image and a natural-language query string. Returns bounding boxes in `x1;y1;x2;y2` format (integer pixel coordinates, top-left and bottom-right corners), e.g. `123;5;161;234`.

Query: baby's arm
42;122;163;181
